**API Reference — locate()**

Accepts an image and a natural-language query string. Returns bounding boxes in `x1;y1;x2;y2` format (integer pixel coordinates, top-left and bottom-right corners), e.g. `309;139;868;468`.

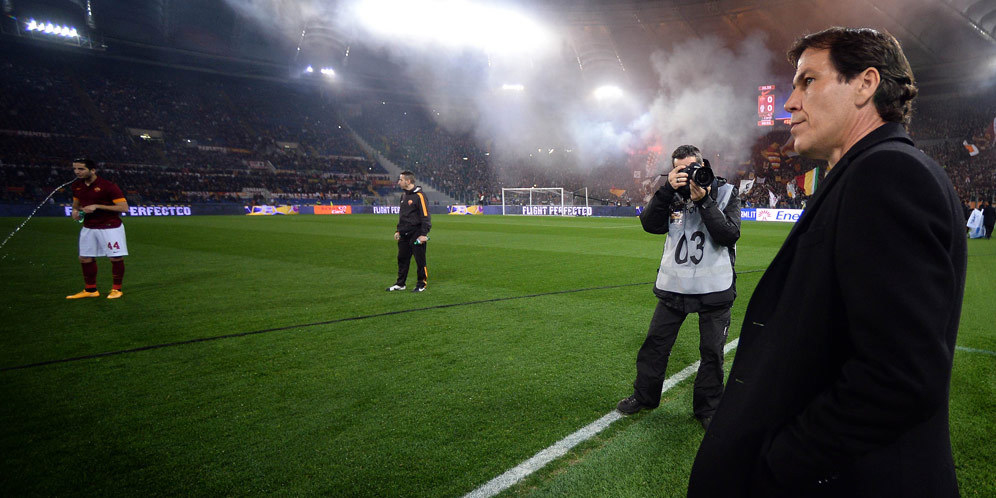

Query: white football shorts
79;225;129;258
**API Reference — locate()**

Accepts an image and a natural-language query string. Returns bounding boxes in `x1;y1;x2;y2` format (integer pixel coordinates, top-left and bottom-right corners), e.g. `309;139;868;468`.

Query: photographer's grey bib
656;184;734;294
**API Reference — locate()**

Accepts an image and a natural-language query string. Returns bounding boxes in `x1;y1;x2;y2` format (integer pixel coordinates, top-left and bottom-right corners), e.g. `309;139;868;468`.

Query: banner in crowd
963;140;980;157
245;205;300;215
803;167;819;195
768;189;779;208
64;205;193;217
448;205;483;215
1;129;58;138
315;205;352;215
197;145;229;153
756;208;803;222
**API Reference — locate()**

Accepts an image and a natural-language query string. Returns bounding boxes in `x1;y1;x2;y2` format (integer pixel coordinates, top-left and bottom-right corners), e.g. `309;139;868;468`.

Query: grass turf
0;214;992;496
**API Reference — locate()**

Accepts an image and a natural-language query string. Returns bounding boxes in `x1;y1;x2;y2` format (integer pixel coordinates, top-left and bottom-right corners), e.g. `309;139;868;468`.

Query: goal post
570;188;589;208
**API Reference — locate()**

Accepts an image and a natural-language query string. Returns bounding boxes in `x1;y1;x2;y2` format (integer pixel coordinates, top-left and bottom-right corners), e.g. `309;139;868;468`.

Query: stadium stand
0;48;388;206
2;47;995;208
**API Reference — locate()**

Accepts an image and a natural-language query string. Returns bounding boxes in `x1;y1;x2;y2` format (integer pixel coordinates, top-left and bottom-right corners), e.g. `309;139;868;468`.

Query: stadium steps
343;124;462;207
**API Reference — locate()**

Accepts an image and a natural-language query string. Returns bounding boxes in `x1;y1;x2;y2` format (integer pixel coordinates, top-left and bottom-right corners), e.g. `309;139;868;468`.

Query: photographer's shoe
386;284;406;291
616;395;652;415
411;285;426;293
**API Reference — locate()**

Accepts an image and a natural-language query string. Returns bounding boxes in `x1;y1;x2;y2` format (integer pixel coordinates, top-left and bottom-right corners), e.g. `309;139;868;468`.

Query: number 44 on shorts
107;241;121;250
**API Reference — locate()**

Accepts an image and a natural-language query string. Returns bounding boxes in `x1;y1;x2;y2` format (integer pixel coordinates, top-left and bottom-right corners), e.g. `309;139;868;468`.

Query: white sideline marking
464;338;740;498
956;346;996;356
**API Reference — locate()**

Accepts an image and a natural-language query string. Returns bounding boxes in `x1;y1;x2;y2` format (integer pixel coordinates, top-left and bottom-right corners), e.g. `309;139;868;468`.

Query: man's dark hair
787;27;917;125
73;158;96;170
672;145;703;165
400;170;415;182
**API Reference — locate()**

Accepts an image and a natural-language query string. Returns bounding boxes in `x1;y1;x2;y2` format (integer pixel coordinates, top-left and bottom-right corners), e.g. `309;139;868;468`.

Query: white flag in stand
739;179;755;194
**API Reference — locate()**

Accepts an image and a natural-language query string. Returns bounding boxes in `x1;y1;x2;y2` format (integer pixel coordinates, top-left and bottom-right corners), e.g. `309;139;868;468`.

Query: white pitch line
464;338;740;498
956;345;996;356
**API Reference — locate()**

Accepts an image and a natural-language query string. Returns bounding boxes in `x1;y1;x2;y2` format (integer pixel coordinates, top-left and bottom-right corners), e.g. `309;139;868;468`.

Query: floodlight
501;83;525;91
70;28;79;37
593;85;624;100
26;20;37;31
45;23;55;33
321;67;335;77
305;65;314;73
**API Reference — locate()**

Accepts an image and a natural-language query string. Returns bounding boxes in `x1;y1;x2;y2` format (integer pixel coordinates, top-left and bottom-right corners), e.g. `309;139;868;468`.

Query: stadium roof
10;0;996;93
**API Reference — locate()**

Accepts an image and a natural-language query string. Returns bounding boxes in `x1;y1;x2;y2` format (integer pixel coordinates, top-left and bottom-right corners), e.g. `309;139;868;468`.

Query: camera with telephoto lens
676;160;715;198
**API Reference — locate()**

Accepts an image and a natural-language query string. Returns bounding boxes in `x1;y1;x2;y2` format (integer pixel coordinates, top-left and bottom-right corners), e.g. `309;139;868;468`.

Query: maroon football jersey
72;177;126;229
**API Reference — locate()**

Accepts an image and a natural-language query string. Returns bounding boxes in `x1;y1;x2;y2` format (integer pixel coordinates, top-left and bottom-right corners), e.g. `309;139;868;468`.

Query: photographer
616;145;740;431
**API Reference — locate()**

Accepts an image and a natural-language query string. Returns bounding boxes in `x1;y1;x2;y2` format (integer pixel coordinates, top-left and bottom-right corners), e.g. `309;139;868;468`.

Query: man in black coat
688;27;966;497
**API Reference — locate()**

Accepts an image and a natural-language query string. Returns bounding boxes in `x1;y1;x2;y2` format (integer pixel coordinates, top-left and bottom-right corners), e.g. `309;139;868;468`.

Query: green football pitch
1;214;993;496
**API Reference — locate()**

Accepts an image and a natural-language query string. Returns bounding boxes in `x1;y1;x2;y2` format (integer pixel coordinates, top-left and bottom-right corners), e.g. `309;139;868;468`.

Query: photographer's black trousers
633;301;730;420
395;233;427;287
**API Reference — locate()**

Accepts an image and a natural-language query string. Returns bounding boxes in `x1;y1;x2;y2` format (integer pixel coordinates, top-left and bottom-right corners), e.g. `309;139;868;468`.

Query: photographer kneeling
617;144;741;431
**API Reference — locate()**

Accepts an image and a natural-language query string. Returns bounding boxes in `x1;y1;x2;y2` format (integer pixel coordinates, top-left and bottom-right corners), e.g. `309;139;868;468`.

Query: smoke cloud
225;0;779;185
639;34;776;179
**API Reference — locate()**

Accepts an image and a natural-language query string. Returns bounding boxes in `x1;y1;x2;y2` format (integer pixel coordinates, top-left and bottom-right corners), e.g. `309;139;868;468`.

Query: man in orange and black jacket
387;170;431;293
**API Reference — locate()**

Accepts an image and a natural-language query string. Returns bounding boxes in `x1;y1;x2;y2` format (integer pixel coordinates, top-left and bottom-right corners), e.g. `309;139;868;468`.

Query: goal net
501;187;563;215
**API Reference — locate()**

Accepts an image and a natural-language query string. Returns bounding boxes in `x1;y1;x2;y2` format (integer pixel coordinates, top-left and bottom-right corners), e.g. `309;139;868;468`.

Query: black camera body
675;159;715;198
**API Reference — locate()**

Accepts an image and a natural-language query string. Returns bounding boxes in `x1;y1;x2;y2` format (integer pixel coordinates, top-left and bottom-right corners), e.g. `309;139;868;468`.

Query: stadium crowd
1;49;386;205
2;47;995;209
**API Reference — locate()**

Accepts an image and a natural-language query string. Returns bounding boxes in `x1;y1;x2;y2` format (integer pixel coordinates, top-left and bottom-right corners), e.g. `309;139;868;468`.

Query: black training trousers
396;233;428;287
633;300;730;419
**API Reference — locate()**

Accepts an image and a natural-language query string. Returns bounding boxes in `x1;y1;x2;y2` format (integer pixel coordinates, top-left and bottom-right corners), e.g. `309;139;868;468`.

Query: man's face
398;175;411;190
784;48;862;162
73;163;94;180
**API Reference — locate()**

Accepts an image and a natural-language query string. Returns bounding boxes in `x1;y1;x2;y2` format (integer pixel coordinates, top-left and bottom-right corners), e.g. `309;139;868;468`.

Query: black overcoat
688;123;966;497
